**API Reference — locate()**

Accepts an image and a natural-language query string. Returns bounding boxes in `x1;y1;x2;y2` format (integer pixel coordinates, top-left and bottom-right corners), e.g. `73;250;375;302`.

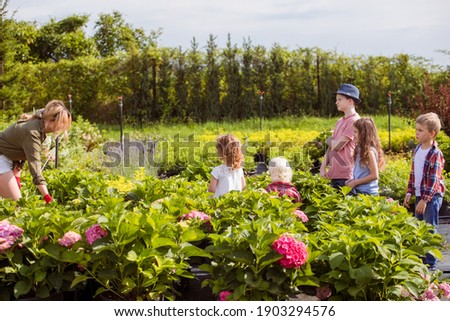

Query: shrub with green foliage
304;189;443;300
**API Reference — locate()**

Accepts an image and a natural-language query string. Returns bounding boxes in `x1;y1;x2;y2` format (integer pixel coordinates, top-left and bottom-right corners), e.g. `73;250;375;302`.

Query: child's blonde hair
416;112;441;135
268;157;293;182
216;134;244;170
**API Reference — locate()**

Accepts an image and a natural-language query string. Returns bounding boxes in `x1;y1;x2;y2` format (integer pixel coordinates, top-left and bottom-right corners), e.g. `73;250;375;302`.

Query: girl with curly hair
208;134;246;197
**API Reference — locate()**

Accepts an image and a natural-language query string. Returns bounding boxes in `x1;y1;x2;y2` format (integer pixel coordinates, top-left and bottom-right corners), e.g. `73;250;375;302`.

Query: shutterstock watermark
102;133;334;169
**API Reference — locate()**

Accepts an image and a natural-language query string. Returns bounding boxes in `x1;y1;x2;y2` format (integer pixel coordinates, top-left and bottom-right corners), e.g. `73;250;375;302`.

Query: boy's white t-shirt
211;165;244;197
414;146;431;196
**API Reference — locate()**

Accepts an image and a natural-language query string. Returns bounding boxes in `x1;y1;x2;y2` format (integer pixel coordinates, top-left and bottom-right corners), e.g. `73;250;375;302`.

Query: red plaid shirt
407;140;445;203
266;181;301;203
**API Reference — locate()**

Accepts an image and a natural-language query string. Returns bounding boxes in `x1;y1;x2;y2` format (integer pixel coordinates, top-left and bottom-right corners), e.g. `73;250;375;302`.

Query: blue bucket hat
334;84;361;104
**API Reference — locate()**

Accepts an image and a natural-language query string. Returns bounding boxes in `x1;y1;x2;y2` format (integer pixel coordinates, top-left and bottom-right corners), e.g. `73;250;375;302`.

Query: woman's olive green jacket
0;117;47;185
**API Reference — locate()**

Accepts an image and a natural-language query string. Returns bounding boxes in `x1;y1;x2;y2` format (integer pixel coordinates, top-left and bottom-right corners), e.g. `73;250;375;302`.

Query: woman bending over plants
0;100;71;203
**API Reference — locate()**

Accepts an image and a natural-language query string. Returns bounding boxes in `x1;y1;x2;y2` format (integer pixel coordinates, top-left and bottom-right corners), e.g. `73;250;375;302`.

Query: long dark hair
353;118;385;170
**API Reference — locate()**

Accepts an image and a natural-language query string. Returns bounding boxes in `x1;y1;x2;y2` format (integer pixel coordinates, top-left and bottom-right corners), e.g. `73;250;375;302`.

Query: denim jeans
331;179;346;189
415;194;442;269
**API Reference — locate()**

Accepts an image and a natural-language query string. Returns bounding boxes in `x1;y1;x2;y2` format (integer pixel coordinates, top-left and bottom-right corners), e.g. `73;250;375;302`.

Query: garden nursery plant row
1;117;450;301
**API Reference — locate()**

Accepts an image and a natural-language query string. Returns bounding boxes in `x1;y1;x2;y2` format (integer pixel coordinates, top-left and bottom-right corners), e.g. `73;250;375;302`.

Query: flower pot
17;291;65;301
176;266;214;301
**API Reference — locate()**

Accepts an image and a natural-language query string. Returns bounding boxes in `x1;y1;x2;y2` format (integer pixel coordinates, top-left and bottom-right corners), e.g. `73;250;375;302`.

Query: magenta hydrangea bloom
0;219;24;253
180;210;210;222
85;224;108;245
293;210;309;223
272;234;308;269
219;291;232;301
58;231;82;248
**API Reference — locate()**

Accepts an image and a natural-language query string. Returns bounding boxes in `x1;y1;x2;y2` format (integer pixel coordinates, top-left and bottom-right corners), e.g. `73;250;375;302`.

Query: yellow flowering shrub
106;176;135;194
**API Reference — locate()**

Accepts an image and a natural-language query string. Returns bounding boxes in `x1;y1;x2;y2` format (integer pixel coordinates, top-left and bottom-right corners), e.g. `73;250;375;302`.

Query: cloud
9;0;450;66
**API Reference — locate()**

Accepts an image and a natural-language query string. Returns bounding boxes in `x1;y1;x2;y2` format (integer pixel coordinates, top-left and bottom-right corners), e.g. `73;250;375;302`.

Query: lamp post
55;136;60;168
387;92;392;151
118;96;123;150
68;94;73;113
258;90;264;131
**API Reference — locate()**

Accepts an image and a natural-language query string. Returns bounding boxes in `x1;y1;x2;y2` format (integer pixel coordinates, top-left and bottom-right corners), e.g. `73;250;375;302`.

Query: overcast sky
9;0;450;67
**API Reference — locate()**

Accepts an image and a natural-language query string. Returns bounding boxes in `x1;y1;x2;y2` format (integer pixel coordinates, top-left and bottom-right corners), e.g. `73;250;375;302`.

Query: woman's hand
43;194;53;204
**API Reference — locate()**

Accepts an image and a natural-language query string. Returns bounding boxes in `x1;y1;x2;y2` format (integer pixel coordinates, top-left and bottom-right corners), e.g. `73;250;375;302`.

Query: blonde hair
20;100;71;136
416;112;441;135
216;134;244;170
268;157;293;182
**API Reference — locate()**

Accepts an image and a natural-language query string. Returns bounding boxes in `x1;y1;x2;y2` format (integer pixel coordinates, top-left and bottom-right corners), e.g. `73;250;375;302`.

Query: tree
241;38;257;118
0;0;30;115
173;47;188;120
204;34;221;121
157;47;176;121
388;54;427;115
0;0;11;110
221;34;241;120
125;47;153;123
266;44;287;117
27;15;97;62
413;75;450;136
294;48;316;115
186;38;204;121
357;56;391;114
252;45;269;97
0;0;10;86
93;11;158;57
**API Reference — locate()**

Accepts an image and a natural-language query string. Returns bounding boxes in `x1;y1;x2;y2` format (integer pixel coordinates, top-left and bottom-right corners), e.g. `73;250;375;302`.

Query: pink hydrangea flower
58;231;82;248
0;220;23;239
293;210;309;223
422;274;430;282
316;284;332;300
422;288;439;301
85;224;108;245
272;234;308;269
386;197;394;203
181;210;210;222
0;220;24;253
439;282;450;299
180;210;212;230
219;291;232;301
0;237;12;253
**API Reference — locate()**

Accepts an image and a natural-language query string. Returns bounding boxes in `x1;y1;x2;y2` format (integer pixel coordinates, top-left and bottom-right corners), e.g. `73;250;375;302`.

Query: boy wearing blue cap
320;84;361;189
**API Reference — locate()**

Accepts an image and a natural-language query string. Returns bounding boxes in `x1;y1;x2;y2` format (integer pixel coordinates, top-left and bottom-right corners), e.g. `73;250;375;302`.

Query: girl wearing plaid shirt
403;112;445;271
